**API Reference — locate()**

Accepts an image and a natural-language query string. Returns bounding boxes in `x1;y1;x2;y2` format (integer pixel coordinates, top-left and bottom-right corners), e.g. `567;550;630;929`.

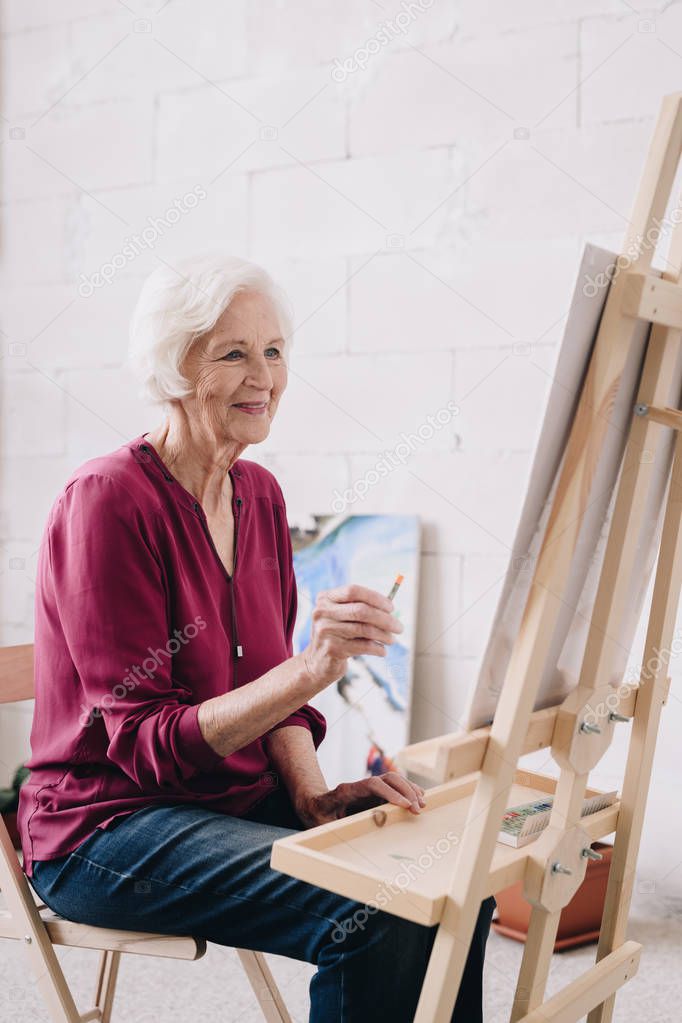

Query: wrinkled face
181;289;288;446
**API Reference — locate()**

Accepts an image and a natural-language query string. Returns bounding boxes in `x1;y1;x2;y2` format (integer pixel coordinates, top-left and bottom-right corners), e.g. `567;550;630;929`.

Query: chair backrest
0;643;33;861
0;643;33;858
0;644;34;704
0;643;86;1020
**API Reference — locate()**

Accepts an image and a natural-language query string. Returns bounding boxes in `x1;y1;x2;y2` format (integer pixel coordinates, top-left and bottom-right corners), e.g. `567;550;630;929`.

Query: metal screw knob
23;935;32;944
579;722;602;734
634;403;649;417
551;862;573;876
582;848;604;861
608;712;630;723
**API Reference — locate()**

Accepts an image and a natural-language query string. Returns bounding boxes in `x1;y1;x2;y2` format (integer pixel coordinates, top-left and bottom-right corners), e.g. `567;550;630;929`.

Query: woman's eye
220;347;282;361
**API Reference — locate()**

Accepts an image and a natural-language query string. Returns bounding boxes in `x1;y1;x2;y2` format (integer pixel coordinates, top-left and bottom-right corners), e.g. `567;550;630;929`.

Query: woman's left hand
296;772;426;828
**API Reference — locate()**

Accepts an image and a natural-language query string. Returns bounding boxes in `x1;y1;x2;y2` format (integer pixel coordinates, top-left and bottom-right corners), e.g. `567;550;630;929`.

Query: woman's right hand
302;583;404;691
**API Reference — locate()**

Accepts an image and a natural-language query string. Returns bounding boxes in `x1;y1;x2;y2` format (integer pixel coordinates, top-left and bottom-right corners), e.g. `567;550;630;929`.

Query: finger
341;638;389;657
382;770;425;795
365;777;421;813
315;600;403;635
317;620;398;645
318;637;388;659
407;782;426;806
386;774;426;807
324;583;394;613
405;779;426;804
380;773;425;808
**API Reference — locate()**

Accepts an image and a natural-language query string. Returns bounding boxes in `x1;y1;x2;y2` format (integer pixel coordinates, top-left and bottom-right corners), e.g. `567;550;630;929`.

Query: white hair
127;253;294;407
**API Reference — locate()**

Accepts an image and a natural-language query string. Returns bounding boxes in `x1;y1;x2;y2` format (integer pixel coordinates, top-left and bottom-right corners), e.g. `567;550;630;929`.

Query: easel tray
271;769;619;927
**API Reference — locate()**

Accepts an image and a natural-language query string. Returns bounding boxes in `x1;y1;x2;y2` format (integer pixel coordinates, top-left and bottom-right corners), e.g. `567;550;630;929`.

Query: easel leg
510;908;562;1020
413;94;682;1023
588;429;682;1023
510;771;591;1020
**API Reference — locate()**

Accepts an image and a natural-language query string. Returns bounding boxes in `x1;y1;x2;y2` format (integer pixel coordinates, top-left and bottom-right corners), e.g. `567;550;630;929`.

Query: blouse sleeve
265;497;327;750
48;473;226;790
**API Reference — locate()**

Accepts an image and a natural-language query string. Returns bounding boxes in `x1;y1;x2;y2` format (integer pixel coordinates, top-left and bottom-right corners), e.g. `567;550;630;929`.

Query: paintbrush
386;573;404;602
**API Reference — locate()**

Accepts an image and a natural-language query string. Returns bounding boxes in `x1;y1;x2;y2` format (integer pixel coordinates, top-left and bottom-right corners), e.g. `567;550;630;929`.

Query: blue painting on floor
290;513;420;787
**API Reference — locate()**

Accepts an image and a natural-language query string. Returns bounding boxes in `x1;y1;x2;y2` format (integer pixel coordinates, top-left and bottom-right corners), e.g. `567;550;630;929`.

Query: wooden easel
271;91;682;1022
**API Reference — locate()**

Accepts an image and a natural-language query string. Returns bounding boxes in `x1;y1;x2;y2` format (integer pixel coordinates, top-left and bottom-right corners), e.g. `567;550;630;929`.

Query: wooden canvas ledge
272;90;682;1023
394;679;670;786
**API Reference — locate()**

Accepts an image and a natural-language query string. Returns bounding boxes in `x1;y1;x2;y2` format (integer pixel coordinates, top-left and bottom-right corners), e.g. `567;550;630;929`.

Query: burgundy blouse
18;433;326;876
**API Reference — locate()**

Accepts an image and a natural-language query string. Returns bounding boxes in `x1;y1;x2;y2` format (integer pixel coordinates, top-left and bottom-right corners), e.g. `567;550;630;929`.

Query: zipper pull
236;644;243;657
233;496;243;576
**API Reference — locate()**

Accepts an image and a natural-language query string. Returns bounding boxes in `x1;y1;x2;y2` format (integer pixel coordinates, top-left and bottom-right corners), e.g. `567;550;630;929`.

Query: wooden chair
0;644;292;1023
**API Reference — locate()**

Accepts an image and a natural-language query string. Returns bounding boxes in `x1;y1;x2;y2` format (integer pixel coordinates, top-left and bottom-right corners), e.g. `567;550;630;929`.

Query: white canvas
464;244;682;731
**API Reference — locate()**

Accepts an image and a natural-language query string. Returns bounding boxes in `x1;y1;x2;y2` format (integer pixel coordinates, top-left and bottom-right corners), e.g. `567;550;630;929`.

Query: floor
0;891;680;1021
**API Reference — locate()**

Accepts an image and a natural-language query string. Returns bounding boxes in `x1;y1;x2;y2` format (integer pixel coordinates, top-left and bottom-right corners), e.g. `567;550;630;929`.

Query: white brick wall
2;0;682;897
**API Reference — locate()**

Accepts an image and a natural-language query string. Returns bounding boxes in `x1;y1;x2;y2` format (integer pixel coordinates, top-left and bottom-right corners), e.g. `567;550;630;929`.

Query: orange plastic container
492;842;613;951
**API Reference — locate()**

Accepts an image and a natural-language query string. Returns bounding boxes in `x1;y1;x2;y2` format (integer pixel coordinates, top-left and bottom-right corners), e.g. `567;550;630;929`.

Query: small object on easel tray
498;790;618;848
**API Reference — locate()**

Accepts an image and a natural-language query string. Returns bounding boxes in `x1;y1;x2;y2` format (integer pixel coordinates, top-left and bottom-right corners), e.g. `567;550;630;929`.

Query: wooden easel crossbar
271;91;682;1022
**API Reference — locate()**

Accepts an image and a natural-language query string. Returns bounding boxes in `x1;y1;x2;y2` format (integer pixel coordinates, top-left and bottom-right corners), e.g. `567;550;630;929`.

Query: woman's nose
245;357;275;389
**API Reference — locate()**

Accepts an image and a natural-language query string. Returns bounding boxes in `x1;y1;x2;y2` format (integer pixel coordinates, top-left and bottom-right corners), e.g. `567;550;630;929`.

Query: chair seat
0;907;206;960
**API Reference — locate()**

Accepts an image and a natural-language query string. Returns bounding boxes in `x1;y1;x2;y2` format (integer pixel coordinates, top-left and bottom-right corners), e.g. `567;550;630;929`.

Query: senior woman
18;254;496;1022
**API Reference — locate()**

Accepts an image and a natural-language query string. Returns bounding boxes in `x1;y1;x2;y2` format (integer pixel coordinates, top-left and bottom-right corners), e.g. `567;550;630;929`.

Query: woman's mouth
232;401;268;415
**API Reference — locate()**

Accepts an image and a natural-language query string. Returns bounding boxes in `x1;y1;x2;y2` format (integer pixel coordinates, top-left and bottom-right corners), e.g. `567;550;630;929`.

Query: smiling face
180;288;288;447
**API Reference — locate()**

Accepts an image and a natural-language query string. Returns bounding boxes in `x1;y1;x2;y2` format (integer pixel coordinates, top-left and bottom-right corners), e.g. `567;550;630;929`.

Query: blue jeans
30;786;496;1022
